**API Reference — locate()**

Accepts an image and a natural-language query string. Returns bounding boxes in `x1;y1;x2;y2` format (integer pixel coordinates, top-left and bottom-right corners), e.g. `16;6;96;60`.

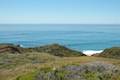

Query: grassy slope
0;52;120;80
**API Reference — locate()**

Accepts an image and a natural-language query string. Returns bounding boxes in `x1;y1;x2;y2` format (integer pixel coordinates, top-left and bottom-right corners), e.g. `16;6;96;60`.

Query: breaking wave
83;50;103;56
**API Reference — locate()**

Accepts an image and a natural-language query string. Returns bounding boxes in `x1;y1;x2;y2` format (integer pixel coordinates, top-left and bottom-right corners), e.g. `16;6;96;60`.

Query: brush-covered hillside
0;44;120;80
0;43;24;53
94;47;120;59
29;44;85;57
0;43;85;57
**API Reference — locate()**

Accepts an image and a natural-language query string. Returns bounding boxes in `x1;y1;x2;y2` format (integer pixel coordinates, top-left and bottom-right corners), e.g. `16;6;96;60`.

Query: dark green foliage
0;43;85;57
15;71;39;80
31;44;85;57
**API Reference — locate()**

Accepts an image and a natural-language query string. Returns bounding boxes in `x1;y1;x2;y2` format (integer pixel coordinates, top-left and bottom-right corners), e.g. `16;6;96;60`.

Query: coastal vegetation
36;61;120;80
0;43;120;80
0;43;85;57
94;47;120;59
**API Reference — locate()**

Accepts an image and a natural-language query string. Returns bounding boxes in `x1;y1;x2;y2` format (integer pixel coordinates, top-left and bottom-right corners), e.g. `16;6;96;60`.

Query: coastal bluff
93;47;120;59
0;43;24;53
0;43;85;57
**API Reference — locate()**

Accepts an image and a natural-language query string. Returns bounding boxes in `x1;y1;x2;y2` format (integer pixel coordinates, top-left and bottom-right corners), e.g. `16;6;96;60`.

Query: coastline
83;50;103;56
15;44;104;56
0;43;108;56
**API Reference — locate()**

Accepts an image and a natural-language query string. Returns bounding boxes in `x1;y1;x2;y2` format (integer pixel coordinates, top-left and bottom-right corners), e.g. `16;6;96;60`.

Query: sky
0;0;120;24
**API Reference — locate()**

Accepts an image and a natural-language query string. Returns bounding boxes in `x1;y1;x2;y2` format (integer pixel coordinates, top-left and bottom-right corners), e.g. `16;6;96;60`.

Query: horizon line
0;23;120;25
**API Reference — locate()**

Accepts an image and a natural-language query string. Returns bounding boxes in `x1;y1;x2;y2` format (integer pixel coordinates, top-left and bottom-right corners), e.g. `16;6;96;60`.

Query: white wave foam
83;50;103;56
19;44;24;47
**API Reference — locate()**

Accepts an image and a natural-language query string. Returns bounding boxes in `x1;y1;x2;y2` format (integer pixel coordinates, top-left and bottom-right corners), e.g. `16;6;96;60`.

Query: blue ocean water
0;24;120;51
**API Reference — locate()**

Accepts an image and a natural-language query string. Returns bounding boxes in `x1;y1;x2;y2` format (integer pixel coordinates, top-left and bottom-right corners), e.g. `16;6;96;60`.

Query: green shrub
16;71;38;80
83;72;100;80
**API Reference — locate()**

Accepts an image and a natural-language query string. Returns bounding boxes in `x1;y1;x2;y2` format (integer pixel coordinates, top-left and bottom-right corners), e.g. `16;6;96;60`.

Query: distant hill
93;47;120;59
0;43;24;53
0;43;85;57
30;44;85;57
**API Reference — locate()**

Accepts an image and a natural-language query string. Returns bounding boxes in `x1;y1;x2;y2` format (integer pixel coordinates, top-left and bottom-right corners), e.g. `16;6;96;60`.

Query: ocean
0;24;120;53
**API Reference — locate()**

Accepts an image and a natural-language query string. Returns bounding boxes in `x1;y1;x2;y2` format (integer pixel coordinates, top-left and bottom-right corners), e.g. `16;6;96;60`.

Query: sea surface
0;24;120;52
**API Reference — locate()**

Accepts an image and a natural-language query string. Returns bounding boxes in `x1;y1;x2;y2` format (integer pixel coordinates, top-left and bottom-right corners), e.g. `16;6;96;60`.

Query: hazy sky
0;0;120;24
